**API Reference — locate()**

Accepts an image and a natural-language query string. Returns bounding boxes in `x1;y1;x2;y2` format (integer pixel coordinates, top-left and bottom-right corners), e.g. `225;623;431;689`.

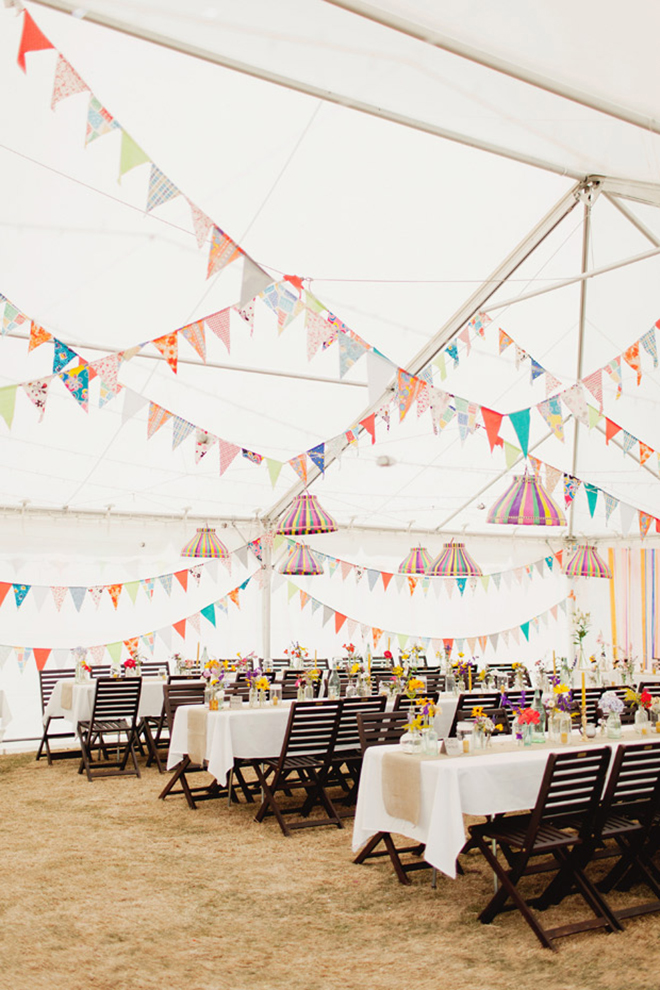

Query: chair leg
159;758;190;800
253;766;292;836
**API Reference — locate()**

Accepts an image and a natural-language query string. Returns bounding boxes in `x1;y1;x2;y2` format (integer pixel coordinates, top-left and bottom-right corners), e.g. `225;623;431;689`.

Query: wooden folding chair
36;668;80;763
320;696;386;813
352;709;429;885
253;700;343;835
469;747;618;950
584;740;660;924
77;678;142;781
157;682;228;809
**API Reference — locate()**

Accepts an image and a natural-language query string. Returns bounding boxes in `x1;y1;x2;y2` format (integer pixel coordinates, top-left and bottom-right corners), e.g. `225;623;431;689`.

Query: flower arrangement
343;642;357;658
405;676;426;700
502;690;526;717
244;667;262;688
416;696;437;721
202;658;224;681
573;609;591;646
470;705;503;735
236;650;258;668
651;697;660;716
600;690;624;715
123;657;138;672
547;681;573;713
254;675;270;692
516;707;541;726
625;688;653;710
296;667;321;688
383;649;393;662
452;658;471;682
284;642;309;662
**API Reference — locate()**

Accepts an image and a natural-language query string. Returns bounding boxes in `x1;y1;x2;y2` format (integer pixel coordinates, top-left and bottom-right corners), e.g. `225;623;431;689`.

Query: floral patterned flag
397;369;423;421
623;341;642;385
235;301;255;333
562;384;589;424
106;584;122;610
85;95;120;145
640;511;653;538
13;584;30;609
228;587;241;609
52;586;67;611
146;164;180;212
205;309;231;353
28;322;52;352
195;429;216;464
22;379;49;421
498;329;513;353
288;454;308;483
606;357;623;397
640;442;653;466
60;364;89;411
87;586;104;608
338;330;368;378
207;226;242;278
536;397;564;441
89;355;122;408
152;332;178;373
563;474;580;507
52;338;77;374
306;309;336;361
51;55;88;110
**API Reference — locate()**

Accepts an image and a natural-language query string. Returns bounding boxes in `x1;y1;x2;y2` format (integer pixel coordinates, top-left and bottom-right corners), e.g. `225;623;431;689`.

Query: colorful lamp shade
564;545;612;579
180;527;229;558
398;546;432;574
427;541;482;577
487;474;566;526
276;491;338;535
279;543;324;575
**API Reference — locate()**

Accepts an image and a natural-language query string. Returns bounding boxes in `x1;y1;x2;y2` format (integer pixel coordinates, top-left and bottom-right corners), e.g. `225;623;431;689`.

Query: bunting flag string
0;542;255;613
3;574;256;673
280;576;568;654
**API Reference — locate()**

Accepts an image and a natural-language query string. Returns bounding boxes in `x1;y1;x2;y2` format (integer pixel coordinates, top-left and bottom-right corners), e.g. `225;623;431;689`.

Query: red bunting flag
381;572;393;591
33;648;51;671
605;418;621;444
360;413;376;444
173;619;187;640
174;570;188;591
17;11;54;73
334;611;347;633
481;407;504;451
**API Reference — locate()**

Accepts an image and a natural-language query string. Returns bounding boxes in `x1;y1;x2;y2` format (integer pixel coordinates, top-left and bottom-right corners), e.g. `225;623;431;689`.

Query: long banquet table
44;677;167;725
352;728;649;879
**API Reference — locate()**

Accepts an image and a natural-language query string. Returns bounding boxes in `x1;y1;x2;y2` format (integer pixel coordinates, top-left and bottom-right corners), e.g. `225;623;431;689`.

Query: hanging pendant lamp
398;546;432;574
427;541;482;577
564;545;612;579
487;473;565;526
279;543;324;575
277;491;338;535
180;527;229;558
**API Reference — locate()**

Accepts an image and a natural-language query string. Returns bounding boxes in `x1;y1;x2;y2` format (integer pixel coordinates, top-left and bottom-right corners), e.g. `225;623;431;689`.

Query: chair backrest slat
163;682;206;730
39;668;76;710
278;700;342;761
357;710;409;752
597;740;660;826
532;748;611;831
335;696;386;749
90;678;142;724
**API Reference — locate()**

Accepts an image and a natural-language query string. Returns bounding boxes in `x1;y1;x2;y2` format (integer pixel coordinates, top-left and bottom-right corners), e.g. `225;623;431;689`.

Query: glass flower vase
635;706;650;736
304;683;314;701
606;712;622;739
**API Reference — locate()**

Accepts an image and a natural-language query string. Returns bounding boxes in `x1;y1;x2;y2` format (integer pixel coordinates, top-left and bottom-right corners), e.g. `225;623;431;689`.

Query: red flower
517;708;540;725
641;689;653;709
383;650;393;661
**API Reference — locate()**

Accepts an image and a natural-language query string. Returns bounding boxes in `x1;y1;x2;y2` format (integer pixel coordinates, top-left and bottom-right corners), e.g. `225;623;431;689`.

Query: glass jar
204;682;213;707
421;726;438;755
304;683;315;701
522;722;534;747
606;712;622;739
258;688;268;708
635;706;651;736
471;725;487;752
270;684;282;706
249;687;259;708
296;684;305;702
75;660;87;684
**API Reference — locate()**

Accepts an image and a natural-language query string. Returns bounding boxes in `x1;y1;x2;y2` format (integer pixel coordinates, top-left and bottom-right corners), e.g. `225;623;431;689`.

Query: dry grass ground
2;751;660;990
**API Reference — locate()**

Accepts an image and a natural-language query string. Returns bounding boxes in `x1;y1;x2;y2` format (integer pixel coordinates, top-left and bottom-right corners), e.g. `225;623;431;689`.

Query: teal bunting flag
52;339;77;374
520;621;530;641
509;409;531;457
584;482;599;518
200;604;216;626
456;577;466;596
13;584;30;608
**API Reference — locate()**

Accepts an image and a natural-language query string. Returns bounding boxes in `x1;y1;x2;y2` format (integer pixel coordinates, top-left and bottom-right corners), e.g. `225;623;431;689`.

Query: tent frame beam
27;0;582;180
568;201;591;538
263;181;584;526
323;0;660;140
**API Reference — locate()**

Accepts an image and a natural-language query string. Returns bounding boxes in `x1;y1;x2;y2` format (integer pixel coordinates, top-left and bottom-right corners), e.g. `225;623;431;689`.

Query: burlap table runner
60;681;74;711
382;750;441;826
187;706;208;766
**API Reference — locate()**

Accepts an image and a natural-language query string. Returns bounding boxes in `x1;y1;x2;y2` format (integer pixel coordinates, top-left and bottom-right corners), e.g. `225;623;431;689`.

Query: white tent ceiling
0;0;658;543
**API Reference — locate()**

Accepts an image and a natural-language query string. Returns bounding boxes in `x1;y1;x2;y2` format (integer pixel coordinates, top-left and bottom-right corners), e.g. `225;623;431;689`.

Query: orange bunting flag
28;322;52;352
605;418;621;444
640;511;653;539
123;637;139;658
407;576;417;596
623;341;642;385
106;584;122;609
228;588;241;609
17;11;54;72
174;570;188;592
207;226;242;278
33;648;51;671
481;407;504;451
381;572;393;591
153;333;178;373
372;627;383;649
173;619;187;640
147;402;172;439
334;611;347;633
360;413;376;444
289;454;308;484
640;442;653;465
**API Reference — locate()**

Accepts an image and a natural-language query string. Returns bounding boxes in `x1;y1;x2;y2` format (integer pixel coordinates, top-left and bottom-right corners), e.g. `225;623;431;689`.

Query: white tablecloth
352;729;642;879
167;703;292;784
44;677;166;725
0;689;12;740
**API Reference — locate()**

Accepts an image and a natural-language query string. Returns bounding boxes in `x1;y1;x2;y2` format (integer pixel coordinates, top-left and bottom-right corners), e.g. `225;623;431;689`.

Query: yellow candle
468;666;472;691
196;642;200;664
388;637;391;651
552;650;556;676
314;649;317;662
581;672;586;709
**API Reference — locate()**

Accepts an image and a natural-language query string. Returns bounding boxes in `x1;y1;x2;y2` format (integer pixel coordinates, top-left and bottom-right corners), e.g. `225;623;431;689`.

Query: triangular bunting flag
509;409;530;457
85;95;120;145
60;364;89;410
584;483;598;518
219;440;240;476
180;321;206;362
172;416;195;450
17;11;54;72
207;226;242;278
147;402;172;439
205;309;231;353
152;333;178;373
52;338;77;374
187;200;214;248
146;164;180;212
239;257;272;308
641;327;658;368
28;322;52;352
119;130;150;181
51;55;88;110
583;369;603;409
13;584;30;608
623;341;642;385
200;604;216;626
481;408;504;451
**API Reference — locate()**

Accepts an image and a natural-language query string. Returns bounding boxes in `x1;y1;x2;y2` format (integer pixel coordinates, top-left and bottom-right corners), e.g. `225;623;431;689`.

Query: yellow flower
350;662;361;676
553;683;570;695
495;724;504;732
407;677;425;693
471;705;485;718
254;676;270;691
624;688;638;703
392;665;403;677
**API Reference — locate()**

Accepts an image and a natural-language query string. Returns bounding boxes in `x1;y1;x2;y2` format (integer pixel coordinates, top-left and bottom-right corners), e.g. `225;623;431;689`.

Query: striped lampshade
565;545;612;579
180;527;229;558
487;474;565;526
277;491;338;535
398;546;432;574
279;543;324;575
427;541;482;577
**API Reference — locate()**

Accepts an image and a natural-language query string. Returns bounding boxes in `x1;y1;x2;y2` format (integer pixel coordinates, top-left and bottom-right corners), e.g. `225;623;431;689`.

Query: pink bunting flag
582;368;603;409
544;373;562;397
187;200;214;248
205;309;231;353
51;586;67;612
180;321;206;362
51;55;88;110
305;309;336;361
289;454;308;483
218;440;239;476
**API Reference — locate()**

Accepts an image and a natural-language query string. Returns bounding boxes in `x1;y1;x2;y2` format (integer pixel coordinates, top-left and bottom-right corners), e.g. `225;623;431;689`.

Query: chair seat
79;718;130;733
601;813;644;839
266;754;327;771
475;816;580;852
